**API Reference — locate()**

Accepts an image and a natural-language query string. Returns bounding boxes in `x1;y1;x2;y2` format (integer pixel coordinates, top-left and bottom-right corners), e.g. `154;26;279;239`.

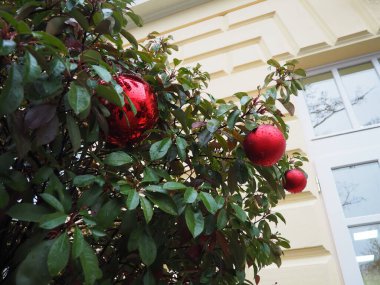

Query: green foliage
0;1;307;284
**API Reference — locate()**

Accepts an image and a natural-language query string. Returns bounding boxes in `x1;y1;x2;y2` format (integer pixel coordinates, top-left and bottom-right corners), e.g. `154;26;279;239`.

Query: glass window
340;63;380;127
332;161;380;218
349;224;380;285
303;72;352;136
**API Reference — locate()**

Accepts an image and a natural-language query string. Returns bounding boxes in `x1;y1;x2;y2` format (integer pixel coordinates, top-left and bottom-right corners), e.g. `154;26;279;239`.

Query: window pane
340;62;380;126
349;224;380;285
303;72;352;136
332;161;380;218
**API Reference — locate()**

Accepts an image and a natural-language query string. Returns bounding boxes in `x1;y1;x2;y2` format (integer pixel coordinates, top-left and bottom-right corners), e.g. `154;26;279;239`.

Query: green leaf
140;196;153;223
24;51;42;82
216;104;235;116
127;11;143;27
184;187;197;203
163;181;187;190
7;203;50;222
73;175;96;187
96;85;124;107
6;171;29;192
199;192;218;214
294;68;306;77
39;212;67;229
32;31;67;54
96;199;121;228
142;167;160;183
80;241;103;285
206;118;220;133
0;39;16;55
0;64;23;115
120;29;138;48
198;129;213;147
70;8;90;31
40;193;65;212
147;193;177;215
227;109;241;129
240;96;251;107
67;82;91;115
172;109;189;133
231;204;248;222
16;240;53;285
72;226;85;259
78;186;103;208
48;232;70;276
143;269;155;285
150;138;172;161
126;189;140;210
81;50;101;65
92;65;112;82
128;227;142;251
145;185;167;194
175;136;188;161
104;151;133;166
138;231;157;266
267;58;280;68
275;212;286;224
125;94;137;115
217;208;228;229
0;152;14;174
66;114;81;153
185;206;204;238
0;184;9;209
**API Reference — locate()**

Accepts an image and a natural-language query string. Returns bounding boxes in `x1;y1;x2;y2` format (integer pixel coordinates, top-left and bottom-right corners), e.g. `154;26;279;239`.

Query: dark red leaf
24;104;56;130
215;231;230;257
35;115;59;145
255;275;260;284
191;121;206;129
9;111;31;158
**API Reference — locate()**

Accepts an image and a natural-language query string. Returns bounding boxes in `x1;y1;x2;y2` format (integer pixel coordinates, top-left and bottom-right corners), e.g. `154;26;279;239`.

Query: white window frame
315;146;380;285
297;53;380;285
297;52;380;141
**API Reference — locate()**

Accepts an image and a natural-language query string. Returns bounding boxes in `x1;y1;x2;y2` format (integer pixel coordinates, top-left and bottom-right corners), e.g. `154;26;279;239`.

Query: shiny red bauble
243;124;286;166
283;169;307;193
102;75;158;147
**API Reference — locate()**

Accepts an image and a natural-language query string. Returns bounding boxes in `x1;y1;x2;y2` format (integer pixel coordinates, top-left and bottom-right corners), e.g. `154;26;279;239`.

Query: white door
296;53;380;285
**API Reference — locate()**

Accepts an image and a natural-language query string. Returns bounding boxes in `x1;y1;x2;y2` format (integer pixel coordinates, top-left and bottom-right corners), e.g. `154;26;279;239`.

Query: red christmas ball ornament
283;169;307;193
243;124;286;166
102;74;158;147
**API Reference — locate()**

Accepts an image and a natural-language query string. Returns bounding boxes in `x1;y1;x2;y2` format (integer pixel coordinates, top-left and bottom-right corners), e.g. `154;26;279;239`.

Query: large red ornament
102;75;158;147
283;169;307;193
243;124;286;166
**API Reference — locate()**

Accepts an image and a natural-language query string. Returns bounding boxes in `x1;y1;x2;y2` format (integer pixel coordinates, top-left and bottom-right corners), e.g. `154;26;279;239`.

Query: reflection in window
302;59;380;137
303;72;352;136
332;161;380;218
349;224;380;285
340;63;380;127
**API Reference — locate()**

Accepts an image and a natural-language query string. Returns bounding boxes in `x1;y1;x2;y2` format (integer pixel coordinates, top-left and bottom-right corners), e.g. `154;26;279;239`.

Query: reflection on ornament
102;75;158;147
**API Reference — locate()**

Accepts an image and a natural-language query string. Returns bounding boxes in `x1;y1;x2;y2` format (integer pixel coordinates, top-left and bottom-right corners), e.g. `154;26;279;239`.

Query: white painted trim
331;68;360;129
346;214;380;227
315;147;380;285
131;0;213;25
306;51;380;77
300;54;380;140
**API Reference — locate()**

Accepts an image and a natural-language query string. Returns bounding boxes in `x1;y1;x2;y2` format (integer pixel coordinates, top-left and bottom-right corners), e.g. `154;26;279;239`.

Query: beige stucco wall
129;0;380;284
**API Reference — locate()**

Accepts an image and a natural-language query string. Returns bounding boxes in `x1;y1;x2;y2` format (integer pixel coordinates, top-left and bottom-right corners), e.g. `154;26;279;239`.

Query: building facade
129;1;380;284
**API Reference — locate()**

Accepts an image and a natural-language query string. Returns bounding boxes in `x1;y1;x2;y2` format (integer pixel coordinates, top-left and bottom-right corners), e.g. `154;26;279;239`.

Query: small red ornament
243;124;286;166
283;169;307;193
102;75;158;147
